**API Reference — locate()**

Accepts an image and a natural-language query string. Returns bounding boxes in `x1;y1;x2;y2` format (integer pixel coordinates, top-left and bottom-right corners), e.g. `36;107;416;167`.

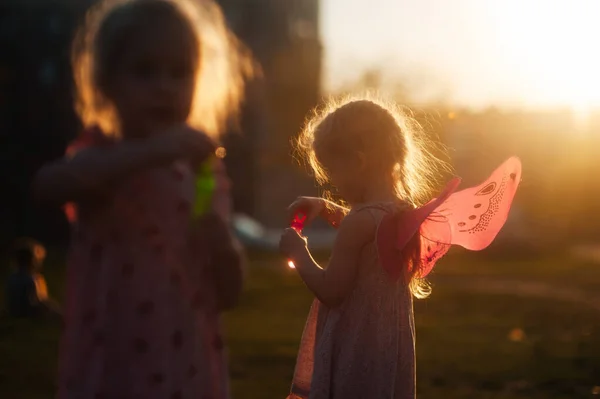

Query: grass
1;250;599;398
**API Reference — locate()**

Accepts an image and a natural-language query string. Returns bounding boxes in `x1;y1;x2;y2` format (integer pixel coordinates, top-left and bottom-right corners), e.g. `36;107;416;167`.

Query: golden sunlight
325;0;600;118
489;0;600;118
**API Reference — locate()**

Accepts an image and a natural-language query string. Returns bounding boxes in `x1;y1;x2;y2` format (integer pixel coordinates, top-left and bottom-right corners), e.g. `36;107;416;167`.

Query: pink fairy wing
377;157;522;281
377;178;460;281
418;156;522;276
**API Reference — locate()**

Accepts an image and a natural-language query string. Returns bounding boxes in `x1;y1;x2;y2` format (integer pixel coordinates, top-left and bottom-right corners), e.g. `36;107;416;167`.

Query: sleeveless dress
288;204;416;399
57;128;231;399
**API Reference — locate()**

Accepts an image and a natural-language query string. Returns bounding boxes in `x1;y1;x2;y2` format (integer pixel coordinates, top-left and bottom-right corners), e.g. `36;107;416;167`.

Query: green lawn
1;250;599;398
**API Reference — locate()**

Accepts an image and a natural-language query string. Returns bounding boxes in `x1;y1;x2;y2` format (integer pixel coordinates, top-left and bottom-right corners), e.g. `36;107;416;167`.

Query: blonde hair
72;0;254;138
296;94;450;298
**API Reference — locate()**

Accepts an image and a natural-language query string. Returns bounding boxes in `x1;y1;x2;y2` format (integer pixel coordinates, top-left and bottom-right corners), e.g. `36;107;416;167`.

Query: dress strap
352;202;393;213
351;202;396;227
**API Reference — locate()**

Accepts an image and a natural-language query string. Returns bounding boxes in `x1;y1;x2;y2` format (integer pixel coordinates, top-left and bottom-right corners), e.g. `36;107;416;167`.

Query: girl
280;97;520;399
33;0;250;398
280;98;446;399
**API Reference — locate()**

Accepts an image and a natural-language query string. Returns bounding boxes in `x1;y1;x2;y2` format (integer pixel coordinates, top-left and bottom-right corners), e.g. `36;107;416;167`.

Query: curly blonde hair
71;0;254;138
296;94;450;298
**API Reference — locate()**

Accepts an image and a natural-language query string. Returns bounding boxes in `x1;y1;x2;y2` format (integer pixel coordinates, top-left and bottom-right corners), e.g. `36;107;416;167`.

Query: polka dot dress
57;129;230;399
288;204;416;399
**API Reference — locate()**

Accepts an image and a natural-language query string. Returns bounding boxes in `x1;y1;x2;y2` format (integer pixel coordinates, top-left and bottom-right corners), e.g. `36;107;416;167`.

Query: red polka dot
136;301;155;316
171;330;183;349
190;291;204;309
82;309;97;326
153;242;165;255
170;270;181;286
187;364;197;378
122;263;134;277
65;203;78;223
134;338;149;354
149;373;165;384
177;199;190;213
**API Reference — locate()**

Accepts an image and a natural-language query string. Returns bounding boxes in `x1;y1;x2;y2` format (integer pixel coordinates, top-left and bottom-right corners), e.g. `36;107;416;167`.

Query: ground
1;249;599;398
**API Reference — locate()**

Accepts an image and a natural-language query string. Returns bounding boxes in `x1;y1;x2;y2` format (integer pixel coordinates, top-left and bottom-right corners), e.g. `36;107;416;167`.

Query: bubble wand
192;147;226;218
288;212;306;268
192;158;216;217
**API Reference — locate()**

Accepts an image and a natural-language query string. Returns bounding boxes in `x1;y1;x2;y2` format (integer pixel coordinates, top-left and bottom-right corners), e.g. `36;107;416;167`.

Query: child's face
108;22;198;138
320;153;364;204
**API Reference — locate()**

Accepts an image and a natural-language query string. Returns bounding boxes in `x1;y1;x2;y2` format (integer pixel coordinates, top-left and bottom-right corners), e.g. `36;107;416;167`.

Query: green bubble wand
191;147;225;218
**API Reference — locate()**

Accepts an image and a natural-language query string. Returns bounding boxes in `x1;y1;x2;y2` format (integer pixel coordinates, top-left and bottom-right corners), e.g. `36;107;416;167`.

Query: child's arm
211;237;246;311
281;210;375;308
320;199;350;228
33;127;215;205
288;197;349;229
33;143;171;205
195;213;245;311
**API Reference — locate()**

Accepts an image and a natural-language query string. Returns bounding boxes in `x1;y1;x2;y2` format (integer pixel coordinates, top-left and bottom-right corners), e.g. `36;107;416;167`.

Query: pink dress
57;128;230;399
288;204;416;399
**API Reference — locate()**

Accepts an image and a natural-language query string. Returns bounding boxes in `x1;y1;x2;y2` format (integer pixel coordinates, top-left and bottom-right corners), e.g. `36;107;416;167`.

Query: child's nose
155;75;178;95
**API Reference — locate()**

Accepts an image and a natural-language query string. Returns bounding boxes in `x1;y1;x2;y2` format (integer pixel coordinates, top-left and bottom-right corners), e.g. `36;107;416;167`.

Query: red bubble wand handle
288;213;306;269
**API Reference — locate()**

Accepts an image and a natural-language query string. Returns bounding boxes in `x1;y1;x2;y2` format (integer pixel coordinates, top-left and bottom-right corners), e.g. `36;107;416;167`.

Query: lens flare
215;146;227;159
288;260;296;269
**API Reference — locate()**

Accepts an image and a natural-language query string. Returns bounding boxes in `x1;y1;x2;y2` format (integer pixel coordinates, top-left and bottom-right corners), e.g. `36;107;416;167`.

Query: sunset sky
321;0;600;110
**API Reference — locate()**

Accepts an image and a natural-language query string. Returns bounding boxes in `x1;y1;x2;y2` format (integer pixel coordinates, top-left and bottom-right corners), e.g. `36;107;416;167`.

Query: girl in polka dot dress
279;98;440;399
33;0;250;398
279;97;520;399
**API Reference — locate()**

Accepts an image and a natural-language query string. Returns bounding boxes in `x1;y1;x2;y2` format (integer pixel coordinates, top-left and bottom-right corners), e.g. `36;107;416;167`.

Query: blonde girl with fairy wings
280;97;521;399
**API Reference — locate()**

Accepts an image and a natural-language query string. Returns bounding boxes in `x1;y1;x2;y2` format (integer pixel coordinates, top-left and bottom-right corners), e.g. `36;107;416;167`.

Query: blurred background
0;0;599;398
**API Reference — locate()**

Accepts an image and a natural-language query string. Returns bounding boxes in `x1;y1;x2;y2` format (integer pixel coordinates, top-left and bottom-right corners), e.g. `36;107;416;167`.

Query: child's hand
279;228;308;258
287;197;326;226
191;211;245;311
149;124;216;162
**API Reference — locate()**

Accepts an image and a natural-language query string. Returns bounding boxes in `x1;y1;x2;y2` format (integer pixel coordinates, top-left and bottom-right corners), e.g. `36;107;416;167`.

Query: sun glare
489;0;600;125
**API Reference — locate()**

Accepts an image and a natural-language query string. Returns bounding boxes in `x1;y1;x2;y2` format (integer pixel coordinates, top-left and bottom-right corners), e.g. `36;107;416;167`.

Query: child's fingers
287;198;315;221
282;227;297;236
287;198;304;213
287;202;303;222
